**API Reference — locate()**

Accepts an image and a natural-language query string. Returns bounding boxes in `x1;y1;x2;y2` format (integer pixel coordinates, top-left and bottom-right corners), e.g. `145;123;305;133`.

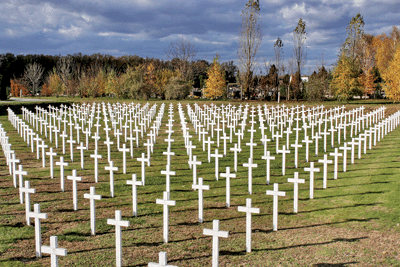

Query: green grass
0;102;399;266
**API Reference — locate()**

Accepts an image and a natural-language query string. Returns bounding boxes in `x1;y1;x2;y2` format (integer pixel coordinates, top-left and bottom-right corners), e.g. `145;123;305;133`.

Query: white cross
118;144;130;174
67;169;82;210
329;148;343;179
221;132;229;156
262;151;275;185
137;153;149;185
156;191;176;243
318;154;333;189
313;134;322;157
266;183;286;231
163;146;175;167
9;153;20;187
28;203;47;257
304;162;320;199
77;142;86;170
220;167;236;207
203;220;229;267
40;141;48;167
188;155;201;186
245;139;257;159
46;147;57;178
15;164;28;203
229;143;241;172
20;180;35;225
161;165;176;196
90;151;102;183
92;132;101;151
60;131;68;154
105;161;118;198
243;157;257;194
339;142;351;172
104;137;114;162
107;210;130;267
210;149;223;180
148;251;177;267
55;156;69;191
277;145;290;175
41;236;67;267
287;172;305;213
66;137;76;161
290;141;302;168
205;137;214;163
84;186;102;235
238;198;260;252
126;174;143;217
192;177;210;223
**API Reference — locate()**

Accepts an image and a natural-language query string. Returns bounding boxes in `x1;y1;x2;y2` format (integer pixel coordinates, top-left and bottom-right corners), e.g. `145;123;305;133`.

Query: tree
290;70;302;100
57;56;73;96
341;13;365;62
166;38;196;81
164;76;191;100
238;0;262;99
274;37;284;76
305;66;330;101
293;18;307;76
23;62;44;95
331;53;363;101
44;68;63;96
203;56;226;99
382;46;400;102
155;68;178;99
374;27;400;79
221;61;237;84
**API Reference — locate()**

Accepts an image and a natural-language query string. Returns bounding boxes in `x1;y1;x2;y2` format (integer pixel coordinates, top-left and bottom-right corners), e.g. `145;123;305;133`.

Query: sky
0;0;399;74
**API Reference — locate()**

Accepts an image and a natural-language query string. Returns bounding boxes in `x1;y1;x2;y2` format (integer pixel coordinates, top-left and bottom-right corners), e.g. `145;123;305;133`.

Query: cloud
0;0;398;73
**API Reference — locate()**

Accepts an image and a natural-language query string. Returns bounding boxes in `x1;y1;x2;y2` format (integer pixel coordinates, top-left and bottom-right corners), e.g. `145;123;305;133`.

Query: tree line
0;48;236;100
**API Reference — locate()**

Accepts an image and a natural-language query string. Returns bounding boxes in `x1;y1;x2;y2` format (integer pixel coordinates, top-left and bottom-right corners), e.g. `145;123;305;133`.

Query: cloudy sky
1;0;399;74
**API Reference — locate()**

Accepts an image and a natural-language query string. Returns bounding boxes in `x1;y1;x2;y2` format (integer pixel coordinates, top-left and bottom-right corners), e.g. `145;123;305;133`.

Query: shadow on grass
299;191;387;200
223;236;368;255
312;262;358;267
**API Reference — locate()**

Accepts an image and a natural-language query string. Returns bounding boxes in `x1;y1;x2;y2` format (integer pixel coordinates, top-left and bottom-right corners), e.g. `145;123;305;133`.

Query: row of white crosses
183;103;391;235
3;110;68;267
6;103;399;267
18;103;182;266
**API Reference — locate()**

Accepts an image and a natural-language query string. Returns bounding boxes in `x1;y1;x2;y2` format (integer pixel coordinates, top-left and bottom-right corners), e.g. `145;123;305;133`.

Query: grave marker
67;170;82;210
28;203;48;257
192;177;210;223
107;210;130;267
41;236;67;267
126;174;143;217
266;183;285;231
287;172;305;213
203;220;229;267
304;162;320;199
237;198;260;252
84;186;102;235
156;191;176;243
20;180;35;225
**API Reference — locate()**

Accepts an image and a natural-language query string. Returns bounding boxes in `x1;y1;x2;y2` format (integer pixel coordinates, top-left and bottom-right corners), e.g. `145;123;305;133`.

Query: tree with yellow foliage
203;56;226;99
331;53;363;101
382;46;400;102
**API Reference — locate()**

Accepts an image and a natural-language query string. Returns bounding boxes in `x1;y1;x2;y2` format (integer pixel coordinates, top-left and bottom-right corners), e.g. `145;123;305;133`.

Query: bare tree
166;38;197;81
274;37;284;76
238;0;262;99
293;18;307;77
57;56;72;95
23;62;44;96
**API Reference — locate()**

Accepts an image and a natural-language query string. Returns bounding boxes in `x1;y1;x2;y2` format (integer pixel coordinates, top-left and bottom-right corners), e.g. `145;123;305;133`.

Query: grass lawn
0;101;399;266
